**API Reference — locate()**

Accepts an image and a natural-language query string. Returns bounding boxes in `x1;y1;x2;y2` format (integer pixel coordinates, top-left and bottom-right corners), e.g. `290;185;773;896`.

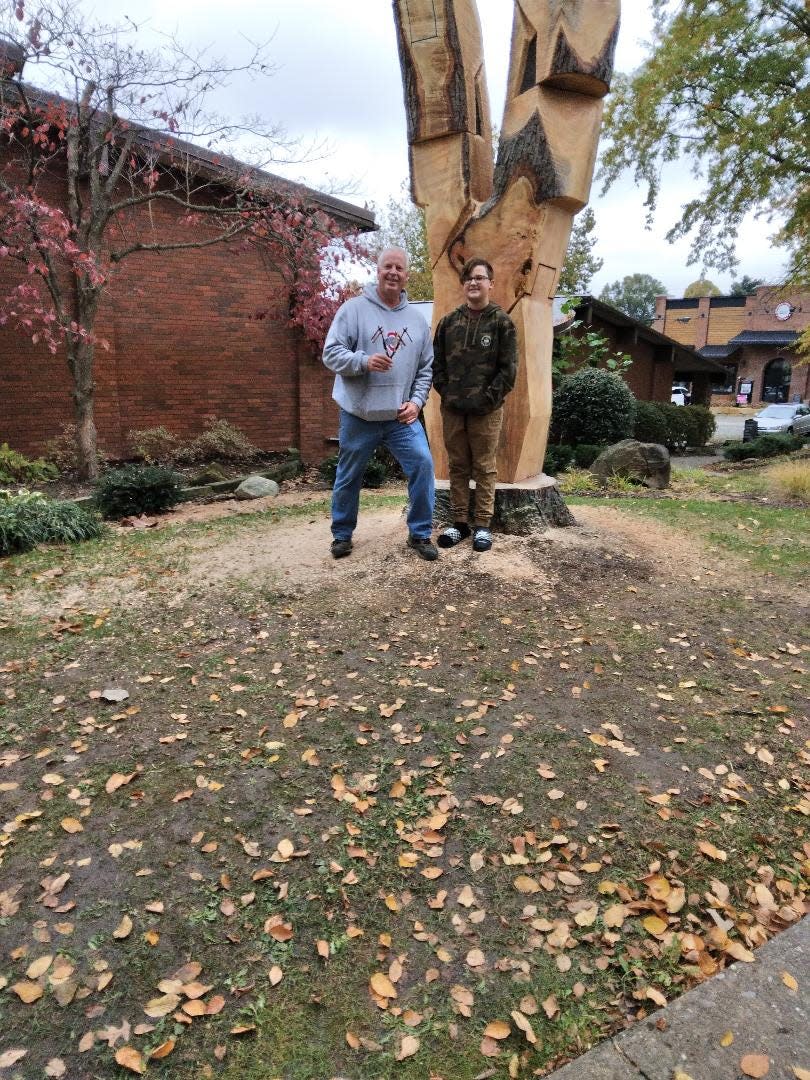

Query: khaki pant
441;405;503;527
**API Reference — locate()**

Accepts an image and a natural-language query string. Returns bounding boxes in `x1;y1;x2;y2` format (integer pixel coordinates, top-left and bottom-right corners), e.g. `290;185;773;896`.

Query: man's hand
367;353;393;372
397;401;420;425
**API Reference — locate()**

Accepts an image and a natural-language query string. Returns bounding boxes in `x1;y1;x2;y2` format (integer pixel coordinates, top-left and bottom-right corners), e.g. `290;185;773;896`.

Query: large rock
235;475;280;500
589;440;671;489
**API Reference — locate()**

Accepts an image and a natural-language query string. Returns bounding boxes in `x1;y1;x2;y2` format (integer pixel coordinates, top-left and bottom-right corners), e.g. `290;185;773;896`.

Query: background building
654;288;809;406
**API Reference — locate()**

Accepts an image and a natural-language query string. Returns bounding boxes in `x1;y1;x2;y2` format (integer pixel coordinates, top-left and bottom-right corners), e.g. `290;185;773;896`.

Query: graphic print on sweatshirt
372;325;413;359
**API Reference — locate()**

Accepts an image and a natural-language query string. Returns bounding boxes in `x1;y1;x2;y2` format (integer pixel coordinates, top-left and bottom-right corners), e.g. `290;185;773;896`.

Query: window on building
712;364;737;394
761;357;792;403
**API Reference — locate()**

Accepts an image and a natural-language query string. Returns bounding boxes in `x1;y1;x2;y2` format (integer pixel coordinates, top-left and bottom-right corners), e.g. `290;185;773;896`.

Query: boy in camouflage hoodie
432;257;517;551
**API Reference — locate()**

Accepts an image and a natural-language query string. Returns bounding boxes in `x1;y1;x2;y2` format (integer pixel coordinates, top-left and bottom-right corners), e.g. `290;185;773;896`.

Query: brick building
0;84;374;466
654;288;810;406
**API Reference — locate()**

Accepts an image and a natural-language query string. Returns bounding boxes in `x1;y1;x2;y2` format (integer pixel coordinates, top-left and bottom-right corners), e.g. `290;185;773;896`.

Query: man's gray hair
377;246;409;270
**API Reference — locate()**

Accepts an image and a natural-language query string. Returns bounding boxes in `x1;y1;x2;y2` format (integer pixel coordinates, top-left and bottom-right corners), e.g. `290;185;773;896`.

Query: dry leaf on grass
740;1054;770;1077
483;1020;511;1040
114;1046;146;1074
396;1034;420;1060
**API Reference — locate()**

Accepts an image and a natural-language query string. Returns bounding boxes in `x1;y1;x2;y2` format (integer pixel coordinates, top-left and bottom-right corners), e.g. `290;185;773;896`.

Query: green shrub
176;417;261;464
633;401;669;445
551;368;636;446
43;424;107;476
128;426;178;464
571;443;606;469
317;448;397;488
543;445;574;476
654;403;700;452
0;443;58;484
685;405;716;447
94;465;183;519
724;433;804;461
0;490;105;556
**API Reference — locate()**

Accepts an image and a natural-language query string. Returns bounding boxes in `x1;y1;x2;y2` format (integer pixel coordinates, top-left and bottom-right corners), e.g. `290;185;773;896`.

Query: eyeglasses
464;275;490;283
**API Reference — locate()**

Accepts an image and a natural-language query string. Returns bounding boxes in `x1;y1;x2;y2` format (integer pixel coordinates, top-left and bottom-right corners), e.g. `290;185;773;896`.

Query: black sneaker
472;528;493;552
407;535;439;561
437;522;471;548
330;539;353;559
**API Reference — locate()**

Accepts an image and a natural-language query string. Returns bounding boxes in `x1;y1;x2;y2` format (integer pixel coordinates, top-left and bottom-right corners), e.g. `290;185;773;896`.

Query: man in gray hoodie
322;247;437;560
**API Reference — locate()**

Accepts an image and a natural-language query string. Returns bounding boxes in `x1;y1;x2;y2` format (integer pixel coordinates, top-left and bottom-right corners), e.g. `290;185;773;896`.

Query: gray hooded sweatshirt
323;284;433;422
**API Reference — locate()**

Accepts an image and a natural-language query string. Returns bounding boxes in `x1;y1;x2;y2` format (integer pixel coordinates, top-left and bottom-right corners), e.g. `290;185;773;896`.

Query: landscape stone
234;475;279;500
590;440;671;489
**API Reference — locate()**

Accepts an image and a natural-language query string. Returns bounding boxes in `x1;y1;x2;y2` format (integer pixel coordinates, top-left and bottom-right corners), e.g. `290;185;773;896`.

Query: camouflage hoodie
432;302;517;415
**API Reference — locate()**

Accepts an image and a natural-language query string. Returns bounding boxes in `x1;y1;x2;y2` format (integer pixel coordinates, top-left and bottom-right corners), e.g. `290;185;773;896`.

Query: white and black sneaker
437;523;471;548
472;528;493;552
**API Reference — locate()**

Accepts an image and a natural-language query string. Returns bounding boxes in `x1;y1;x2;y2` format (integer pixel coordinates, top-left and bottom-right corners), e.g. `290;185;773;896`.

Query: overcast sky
79;0;788;296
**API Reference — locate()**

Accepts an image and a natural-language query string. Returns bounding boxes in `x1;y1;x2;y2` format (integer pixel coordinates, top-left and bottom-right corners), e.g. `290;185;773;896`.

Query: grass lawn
0;486;807;1079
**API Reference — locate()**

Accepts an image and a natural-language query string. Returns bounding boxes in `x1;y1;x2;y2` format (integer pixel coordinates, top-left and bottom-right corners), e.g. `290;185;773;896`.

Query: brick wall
0;159;340;464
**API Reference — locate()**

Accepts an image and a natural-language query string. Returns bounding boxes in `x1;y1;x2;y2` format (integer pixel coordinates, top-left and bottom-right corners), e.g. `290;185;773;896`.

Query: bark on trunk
70;340;99;481
434;475;576;533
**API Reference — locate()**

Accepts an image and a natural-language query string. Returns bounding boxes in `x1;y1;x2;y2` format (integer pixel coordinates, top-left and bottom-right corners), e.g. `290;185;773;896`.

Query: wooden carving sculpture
393;0;620;482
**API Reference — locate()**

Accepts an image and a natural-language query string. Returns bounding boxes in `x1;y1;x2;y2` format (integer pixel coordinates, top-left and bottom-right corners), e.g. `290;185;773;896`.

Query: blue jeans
331;409;435;541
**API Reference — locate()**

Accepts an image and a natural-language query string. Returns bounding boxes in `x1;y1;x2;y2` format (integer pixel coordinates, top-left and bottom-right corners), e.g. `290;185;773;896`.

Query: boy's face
462;265;493;310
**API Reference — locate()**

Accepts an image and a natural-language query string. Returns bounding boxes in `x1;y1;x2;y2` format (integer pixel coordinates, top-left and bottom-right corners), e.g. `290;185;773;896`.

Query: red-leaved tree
0;0;369;478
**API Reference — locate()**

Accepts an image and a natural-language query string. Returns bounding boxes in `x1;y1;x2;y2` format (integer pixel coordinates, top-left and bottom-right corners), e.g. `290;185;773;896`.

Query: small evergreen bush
655;403;701;453
633;401;669;445
543;445;574;476
724;433;804;461
551;368;636;446
0;490;105;556
317;449;397;488
571;443;606;469
176;418;261;464
94;465;183;519
0;443;58;484
685;405;716;447
128;426;178;464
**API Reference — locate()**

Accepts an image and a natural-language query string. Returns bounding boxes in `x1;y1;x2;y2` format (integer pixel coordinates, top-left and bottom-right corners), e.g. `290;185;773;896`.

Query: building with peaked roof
653;288;809;406
411;296;726;406
0;73;375;465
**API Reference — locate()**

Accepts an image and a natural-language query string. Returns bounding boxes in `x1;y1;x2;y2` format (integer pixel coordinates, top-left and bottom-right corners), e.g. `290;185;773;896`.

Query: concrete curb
545;917;808;1079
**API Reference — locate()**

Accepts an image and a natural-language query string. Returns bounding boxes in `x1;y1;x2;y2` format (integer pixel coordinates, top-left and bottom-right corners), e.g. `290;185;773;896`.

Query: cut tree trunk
434;474;576;533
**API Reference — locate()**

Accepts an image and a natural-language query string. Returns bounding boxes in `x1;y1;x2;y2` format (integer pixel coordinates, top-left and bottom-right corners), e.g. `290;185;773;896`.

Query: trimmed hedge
94;465;184;519
551;368;636;446
633;402;669;445
724;433;805;461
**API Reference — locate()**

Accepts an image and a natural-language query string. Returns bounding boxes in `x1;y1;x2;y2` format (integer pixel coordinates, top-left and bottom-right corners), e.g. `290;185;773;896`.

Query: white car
671;385;690;406
753;402;810;434
794;407;810;438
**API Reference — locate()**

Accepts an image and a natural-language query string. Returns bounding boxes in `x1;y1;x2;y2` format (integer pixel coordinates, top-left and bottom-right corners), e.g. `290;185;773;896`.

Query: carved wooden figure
393;0;620;483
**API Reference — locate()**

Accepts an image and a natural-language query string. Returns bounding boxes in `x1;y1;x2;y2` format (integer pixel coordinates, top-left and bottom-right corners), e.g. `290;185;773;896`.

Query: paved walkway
547;916;809;1079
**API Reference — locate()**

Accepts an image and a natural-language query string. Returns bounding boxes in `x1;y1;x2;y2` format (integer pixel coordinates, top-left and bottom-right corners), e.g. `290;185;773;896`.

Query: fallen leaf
25;955;53;979
44;1059;66;1077
698;840;727;862
114;1046;145;1074
466;948;486;968
369;972;397;999
396;1034;420;1060
781;971;798;992
643;915;669;936
113;915;133;939
513;875;540;894
143;993;180;1018
740;1054;770;1077
11;981;43;1003
148;1040;176;1060
0;1050;27;1068
483;1020;511;1040
720;1031;734;1047
60;817;83;834
105;771;136;794
268;966;283;986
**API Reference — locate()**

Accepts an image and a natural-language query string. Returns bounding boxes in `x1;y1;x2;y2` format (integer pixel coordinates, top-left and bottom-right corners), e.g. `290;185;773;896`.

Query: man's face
462;265;493;310
377;250;409;305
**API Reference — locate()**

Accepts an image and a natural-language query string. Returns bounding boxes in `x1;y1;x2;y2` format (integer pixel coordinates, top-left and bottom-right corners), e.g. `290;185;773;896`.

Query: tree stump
434;474;576;533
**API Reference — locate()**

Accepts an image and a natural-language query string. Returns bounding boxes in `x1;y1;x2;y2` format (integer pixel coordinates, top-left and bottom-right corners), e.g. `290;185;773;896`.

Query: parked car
793;406;810;438
753;402;810;434
671;385;691;406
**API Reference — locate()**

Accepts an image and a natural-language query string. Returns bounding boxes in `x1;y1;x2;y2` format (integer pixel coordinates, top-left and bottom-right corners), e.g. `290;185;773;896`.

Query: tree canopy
600;0;809;278
558;208;603;294
372;185;432;300
729;275;764;295
0;0;362;478
683;278;722;298
599;273;667;324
